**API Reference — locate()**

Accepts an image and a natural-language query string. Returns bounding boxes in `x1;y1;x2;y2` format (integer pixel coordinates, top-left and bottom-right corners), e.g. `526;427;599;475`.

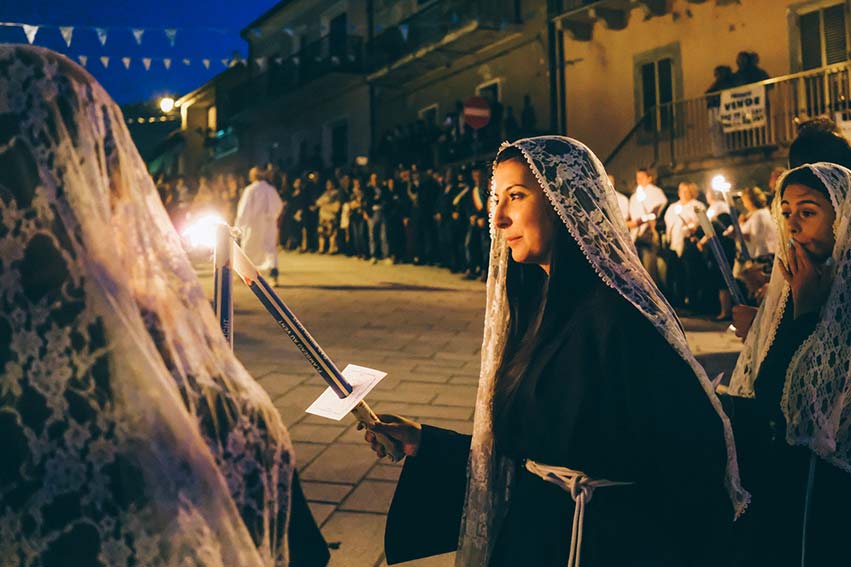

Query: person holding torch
361;137;748;566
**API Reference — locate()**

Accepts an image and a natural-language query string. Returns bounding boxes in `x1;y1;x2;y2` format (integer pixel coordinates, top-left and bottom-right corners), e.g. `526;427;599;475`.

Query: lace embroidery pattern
728;163;851;472
0;45;294;566
457;136;749;566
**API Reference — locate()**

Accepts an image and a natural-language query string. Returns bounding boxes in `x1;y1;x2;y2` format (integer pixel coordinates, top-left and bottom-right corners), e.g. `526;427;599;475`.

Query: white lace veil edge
455;136;749;566
0;45;292;565
728;162;851;473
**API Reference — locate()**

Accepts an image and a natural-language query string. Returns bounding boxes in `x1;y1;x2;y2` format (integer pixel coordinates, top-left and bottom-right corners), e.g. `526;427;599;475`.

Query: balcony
604;62;851;185
552;0;692;41
226;33;365;117
367;0;523;85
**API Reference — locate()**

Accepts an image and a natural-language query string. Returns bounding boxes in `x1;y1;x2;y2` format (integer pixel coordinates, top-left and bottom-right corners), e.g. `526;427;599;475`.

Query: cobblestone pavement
196;251;743;567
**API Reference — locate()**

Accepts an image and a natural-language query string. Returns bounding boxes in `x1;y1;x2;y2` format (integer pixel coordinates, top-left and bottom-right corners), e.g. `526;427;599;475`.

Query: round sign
463;96;491;130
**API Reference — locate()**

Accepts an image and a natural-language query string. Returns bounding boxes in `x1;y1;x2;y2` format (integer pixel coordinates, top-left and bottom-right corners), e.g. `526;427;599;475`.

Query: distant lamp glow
182;213;227;249
711;174;731;193
159;96;175;113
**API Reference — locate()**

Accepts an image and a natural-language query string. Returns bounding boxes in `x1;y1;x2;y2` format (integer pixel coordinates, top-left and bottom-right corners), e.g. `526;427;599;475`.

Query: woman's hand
358;414;422;459
777;241;835;319
732;305;758;341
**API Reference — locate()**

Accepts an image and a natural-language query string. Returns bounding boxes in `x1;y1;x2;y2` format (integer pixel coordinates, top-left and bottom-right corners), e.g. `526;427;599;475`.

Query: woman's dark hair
780;167;830;201
490;151;600;441
788;118;851;170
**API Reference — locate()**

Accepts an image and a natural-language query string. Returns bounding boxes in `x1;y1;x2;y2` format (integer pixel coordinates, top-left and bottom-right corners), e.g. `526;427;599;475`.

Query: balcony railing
368;0;521;70
604;61;851;185
226;33;365;116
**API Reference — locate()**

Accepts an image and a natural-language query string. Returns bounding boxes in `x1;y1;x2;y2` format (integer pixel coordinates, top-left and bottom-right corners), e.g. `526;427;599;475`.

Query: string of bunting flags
71;54;248;71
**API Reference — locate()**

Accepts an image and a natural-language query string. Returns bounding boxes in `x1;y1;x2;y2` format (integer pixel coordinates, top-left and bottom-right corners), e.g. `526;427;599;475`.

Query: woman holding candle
0;46;328;567
361;136;748;566
738;186;778;263
663;182;702;306
725;163;851;566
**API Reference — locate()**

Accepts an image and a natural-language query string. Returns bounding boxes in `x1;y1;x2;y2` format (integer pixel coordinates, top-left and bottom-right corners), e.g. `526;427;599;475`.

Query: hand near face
732;305;758;341
777;240;835;319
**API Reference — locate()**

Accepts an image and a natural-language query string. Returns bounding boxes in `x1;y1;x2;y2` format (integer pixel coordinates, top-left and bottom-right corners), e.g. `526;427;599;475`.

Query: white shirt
740;207;778;258
234;180;284;270
628;183;667;241
663;198;700;257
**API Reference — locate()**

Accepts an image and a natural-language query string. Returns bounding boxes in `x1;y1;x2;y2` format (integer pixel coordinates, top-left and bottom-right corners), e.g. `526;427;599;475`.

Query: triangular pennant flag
142;58;152;71
59;26;74;47
163;58;172;70
182;58;191;66
96;28;108;46
100;56;110;69
274;57;283;65
132;28;145;45
22;24;39;44
202;58;210;70
164;28;177;47
222;58;230;68
78;55;88;67
399;24;410;42
122;57;131;69
292;56;300;65
255;57;266;70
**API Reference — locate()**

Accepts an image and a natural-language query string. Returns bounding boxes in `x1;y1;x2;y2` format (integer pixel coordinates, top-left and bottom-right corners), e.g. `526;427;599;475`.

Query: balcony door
330;12;348;61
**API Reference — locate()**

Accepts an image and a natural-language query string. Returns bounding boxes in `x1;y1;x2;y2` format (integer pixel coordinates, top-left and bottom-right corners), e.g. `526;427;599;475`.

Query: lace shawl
455;136;749;565
0;45;294;566
728;163;851;472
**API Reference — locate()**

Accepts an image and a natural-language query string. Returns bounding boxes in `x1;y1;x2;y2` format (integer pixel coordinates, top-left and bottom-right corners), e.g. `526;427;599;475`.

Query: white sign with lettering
720;84;766;133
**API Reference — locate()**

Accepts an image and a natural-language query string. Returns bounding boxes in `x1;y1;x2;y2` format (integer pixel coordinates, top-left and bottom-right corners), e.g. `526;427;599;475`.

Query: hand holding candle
711;175;751;262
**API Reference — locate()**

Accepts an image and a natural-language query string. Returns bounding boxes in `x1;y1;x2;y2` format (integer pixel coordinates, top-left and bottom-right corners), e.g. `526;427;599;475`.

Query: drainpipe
367;0;376;166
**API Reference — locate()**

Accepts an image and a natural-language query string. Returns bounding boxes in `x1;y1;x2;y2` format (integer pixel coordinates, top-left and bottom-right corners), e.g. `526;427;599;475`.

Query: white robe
663;198;700;257
628;183;667;241
234;180;284;270
740;207;778;258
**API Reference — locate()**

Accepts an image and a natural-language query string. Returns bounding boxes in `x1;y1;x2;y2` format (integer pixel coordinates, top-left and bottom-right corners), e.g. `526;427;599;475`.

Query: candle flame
181;212;228;249
711;174;731;193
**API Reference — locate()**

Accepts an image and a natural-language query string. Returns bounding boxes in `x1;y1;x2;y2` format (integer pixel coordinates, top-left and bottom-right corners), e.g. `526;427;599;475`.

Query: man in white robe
626;168;668;284
234;167;284;276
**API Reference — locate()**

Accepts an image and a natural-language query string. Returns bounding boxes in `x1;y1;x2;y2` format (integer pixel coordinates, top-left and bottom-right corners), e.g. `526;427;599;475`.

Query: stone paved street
196;251;743;567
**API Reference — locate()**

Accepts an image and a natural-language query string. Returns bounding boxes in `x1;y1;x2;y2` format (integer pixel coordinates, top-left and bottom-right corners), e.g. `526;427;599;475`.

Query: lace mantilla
457;136;749;566
0;45;294;566
728;163;851;472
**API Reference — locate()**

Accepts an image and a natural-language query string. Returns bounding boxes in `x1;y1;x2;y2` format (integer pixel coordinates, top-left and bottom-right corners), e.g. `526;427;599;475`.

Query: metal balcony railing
604;61;851;185
226;33;365;116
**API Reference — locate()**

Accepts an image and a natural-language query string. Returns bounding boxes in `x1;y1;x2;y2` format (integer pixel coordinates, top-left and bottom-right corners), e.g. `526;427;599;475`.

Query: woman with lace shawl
0;46;327;566
362;137;749;566
725;163;851;566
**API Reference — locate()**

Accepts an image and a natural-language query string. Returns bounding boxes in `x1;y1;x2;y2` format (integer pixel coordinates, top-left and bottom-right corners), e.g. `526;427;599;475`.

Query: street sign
463;96;491;130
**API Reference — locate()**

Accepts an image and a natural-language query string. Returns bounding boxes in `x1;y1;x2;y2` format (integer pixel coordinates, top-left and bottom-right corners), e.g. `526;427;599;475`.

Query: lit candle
674;204;688;226
696;208;747;305
711;175;751;262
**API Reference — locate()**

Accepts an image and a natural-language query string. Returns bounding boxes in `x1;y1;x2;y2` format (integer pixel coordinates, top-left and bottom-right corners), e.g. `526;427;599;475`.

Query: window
476;79;502;103
418;104;439;125
330;120;349;166
206;105;217;132
633;43;682;137
799;3;848;70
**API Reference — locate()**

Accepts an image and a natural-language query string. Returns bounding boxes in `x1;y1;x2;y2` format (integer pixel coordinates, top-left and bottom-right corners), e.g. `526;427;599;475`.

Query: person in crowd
223;172;241;223
608;174;630;221
360;136;747;566
663;182;702;307
436;167;463;271
627;167;668;285
725;163;851;566
0;44;329;567
302;172;321;253
192;175;216;208
347;176;368;259
739;186;778;263
699;187;736;320
462;167;489;280
384;174;408;263
316;177;343;254
733;51;769;86
365;172;391;263
766;165;786;204
234;166;284;279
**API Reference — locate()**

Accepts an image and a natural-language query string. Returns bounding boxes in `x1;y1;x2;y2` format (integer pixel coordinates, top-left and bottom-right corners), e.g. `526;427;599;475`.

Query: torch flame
181;212;228;250
711;175;731;193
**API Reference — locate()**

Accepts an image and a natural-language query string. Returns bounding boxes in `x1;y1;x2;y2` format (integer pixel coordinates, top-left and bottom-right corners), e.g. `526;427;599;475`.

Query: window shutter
801;11;823;70
823;4;848;65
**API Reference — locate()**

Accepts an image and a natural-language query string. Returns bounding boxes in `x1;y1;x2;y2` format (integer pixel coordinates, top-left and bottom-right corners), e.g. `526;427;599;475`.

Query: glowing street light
159;96;176;113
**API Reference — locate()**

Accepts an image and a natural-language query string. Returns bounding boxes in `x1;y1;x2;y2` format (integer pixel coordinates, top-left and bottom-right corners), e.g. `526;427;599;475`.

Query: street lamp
159;96;175;113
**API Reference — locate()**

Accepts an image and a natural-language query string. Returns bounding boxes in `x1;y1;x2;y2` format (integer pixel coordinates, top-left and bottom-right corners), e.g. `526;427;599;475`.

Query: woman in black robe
725;164;851;566
361;137;749;566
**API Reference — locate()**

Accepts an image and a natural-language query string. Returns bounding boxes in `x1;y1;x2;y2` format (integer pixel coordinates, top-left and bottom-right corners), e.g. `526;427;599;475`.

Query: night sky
0;1;278;104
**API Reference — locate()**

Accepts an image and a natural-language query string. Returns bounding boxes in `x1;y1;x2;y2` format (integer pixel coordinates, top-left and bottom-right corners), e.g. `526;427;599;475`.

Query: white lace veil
728;162;851;472
455;136;749;565
0;45;294;565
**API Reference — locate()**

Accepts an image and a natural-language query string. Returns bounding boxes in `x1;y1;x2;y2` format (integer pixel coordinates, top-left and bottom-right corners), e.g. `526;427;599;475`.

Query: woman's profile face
492;158;556;271
781;183;836;262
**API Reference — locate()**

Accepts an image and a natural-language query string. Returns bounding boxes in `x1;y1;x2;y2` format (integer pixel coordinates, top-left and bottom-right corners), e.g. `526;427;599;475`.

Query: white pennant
182;58;191;66
78;55;88;67
274;57;283;65
255;57;266;71
222;58;230;68
202;58;210;70
122;57;131;69
132;28;145;45
163;58;172;70
142;58;152;71
22;24;39;44
95;28;108;46
59;26;74;48
100;56;110;69
164;28;177;47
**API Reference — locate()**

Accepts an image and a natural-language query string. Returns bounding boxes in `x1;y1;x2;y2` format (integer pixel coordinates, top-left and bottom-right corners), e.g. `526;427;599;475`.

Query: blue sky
0;1;278;103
